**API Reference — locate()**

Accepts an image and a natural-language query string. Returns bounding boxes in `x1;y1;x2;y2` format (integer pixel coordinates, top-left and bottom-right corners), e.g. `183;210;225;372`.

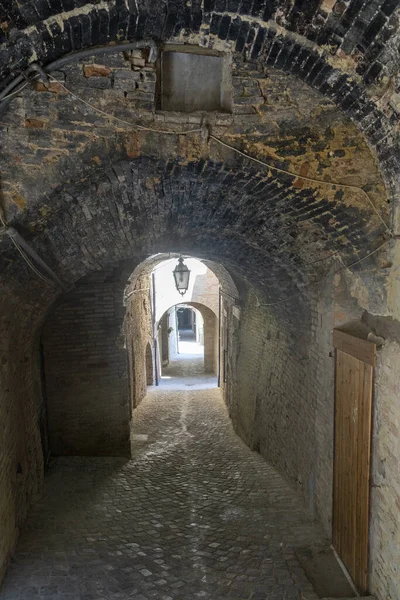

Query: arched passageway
0;4;400;598
158;301;219;387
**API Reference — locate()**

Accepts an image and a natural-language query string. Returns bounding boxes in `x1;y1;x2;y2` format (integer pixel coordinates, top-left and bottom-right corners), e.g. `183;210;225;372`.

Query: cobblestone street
0;352;328;600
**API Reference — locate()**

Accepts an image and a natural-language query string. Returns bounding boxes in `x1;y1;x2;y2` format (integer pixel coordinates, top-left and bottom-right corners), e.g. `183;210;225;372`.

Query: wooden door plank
354;361;365;587
357;363;373;593
333;330;376;366
333;341;373;595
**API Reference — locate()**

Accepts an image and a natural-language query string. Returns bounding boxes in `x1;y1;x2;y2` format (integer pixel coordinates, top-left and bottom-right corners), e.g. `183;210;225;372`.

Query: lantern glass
173;257;190;296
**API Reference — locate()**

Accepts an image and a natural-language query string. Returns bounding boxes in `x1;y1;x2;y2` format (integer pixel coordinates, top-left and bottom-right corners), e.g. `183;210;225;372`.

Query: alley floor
0;352;329;600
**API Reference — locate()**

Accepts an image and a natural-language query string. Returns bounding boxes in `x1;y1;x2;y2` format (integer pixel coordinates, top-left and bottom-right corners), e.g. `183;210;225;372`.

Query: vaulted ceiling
0;0;398;311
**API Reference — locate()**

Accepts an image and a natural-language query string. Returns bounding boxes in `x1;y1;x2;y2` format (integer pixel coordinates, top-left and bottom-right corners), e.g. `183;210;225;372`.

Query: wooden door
332;330;376;594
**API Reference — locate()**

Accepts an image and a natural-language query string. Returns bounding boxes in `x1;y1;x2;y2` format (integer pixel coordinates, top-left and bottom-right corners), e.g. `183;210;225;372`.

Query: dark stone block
135;12;148;38
363;61;383;84
246;26;256;47
251;28;266;59
215;0;226;12
291;47;311;77
227;0;239;12
150;9;168;37
298;52;318;80
251;0;264;17
235;21;250;52
204;0;215;11
305;57;325;84
90;12;102;46
98;9;111;43
218;14;231;39
274;41;294;70
266;38;283;65
339;0;365;33
65;16;83;51
263;0;279;21
162;12;177;38
31;0;55;21
314;64;334;89
210;13;221;34
362;12;387;46
59;0;75;9
108;6;120;41
228;17;241;41
192;9;203;32
239;0;252;16
78;14;91;49
381;0;399;16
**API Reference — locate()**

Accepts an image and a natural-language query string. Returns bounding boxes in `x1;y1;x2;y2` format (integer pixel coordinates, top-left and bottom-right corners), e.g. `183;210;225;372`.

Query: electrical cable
0;40;158;119
209;135;392;236
124;287;150;299
255;237;391;308
48;76;203;135
9;236;55;285
0;73;393;299
0;80;31;102
0;211;55;286
47;75;392;236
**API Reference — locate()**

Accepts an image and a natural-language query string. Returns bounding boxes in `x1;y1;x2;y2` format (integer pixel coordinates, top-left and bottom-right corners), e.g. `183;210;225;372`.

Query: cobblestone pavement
160;342;217;390
0;354;328;600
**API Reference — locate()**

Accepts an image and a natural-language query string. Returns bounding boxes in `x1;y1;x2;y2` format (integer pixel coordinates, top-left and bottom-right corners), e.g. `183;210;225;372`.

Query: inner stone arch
38;253;238;457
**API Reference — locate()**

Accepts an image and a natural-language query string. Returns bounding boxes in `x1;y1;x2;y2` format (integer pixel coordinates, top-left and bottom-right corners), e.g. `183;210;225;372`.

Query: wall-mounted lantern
173;257;190;296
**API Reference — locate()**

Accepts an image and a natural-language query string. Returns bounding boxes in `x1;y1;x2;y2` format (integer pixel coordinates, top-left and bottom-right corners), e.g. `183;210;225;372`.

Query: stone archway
0;7;400;595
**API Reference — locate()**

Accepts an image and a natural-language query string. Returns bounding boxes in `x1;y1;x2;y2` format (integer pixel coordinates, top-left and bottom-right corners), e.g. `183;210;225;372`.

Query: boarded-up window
159;49;231;113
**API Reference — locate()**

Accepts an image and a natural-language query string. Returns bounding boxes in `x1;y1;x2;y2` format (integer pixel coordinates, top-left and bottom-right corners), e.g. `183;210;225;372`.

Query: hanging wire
0;75;393;299
0;80;31;102
0;212;54;286
48;75;203;135
255;237;391;308
48;74;392;237
209;135;391;236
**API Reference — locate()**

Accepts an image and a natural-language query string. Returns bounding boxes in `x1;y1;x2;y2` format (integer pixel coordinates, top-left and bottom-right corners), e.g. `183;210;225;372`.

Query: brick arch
1;5;399;200
0;154;388;308
1;0;398;86
0;6;399;593
184;302;219;374
158;301;219;374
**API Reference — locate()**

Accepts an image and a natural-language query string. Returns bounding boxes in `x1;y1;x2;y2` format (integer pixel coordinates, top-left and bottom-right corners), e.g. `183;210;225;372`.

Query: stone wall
41;267;131;456
369;336;400;599
226;282;335;529
0;283;53;584
0;12;399;598
2;0;399;97
189;302;218;374
124;271;154;410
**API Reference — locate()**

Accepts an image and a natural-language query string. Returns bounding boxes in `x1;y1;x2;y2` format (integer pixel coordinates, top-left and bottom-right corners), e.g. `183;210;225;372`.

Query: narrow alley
1;4;400;597
0;351;328;600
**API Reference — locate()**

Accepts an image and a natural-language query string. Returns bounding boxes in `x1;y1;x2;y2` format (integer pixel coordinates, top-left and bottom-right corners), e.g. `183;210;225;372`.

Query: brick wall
0;22;399;600
0;284;53;584
190;302;218;374
2;0;399;96
124;270;154;410
226;282;335;530
41;267;131;456
369;338;400;599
